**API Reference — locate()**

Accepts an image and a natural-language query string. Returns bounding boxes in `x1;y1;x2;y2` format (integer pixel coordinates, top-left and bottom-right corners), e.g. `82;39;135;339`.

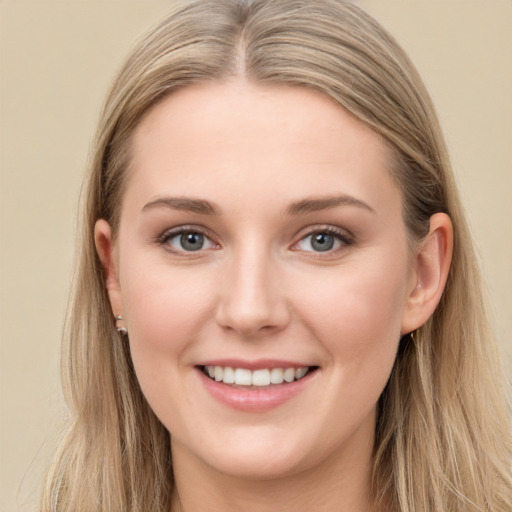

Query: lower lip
197;369;317;413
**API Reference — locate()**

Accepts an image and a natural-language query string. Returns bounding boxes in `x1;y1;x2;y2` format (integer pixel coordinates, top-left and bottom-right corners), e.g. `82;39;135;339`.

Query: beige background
1;1;511;510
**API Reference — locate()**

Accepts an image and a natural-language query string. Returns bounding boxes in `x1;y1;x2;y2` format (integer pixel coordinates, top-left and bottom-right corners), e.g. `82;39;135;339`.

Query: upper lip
195;358;316;370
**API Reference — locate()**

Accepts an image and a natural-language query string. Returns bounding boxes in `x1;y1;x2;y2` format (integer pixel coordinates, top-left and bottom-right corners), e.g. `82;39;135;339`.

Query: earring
115;315;128;336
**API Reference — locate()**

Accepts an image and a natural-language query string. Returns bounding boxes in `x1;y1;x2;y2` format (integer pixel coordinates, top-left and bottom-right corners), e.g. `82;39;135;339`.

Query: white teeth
234;368;252;385
270;368;284;384
204;365;311;386
295;367;308;380
222;366;235;384
283;368;295;383
252;369;271;386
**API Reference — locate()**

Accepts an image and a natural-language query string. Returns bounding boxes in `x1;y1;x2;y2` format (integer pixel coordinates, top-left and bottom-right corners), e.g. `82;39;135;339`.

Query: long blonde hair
41;1;512;510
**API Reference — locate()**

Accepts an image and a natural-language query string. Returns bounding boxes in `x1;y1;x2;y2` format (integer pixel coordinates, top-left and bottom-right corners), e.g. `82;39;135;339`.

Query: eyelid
290;225;354;253
154;223;353;256
155;225;220;254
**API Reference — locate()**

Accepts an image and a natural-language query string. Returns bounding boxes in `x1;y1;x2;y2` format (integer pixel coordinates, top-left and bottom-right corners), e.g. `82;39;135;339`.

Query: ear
401;213;453;335
94;219;124;318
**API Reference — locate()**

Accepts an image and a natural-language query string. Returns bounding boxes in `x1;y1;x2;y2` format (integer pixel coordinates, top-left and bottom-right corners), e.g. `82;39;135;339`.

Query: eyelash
155;225;354;256
155;226;218;255
291;226;354;255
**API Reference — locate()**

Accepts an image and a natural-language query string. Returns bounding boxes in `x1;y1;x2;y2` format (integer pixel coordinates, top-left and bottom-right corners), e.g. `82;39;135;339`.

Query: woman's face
99;81;421;479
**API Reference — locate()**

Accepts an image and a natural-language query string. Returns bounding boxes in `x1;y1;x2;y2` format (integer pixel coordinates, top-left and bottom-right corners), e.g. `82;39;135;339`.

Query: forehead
125;80;400;216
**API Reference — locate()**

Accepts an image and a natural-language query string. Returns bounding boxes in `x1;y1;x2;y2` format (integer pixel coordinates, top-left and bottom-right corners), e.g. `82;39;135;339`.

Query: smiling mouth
199;365;318;387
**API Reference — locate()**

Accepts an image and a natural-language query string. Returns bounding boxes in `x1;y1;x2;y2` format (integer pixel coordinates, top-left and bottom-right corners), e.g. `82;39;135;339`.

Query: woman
41;0;512;510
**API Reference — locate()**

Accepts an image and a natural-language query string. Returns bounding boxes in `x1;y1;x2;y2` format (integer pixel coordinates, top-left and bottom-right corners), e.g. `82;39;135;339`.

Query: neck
170;423;378;512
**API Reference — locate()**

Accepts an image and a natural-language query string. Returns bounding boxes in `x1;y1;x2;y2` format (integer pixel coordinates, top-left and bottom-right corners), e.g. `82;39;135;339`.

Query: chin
178;421;355;482
205;449;311;481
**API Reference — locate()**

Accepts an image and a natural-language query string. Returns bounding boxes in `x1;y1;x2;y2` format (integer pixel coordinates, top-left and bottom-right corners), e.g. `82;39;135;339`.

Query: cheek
119;256;216;367
118;258;219;428
294;251;409;367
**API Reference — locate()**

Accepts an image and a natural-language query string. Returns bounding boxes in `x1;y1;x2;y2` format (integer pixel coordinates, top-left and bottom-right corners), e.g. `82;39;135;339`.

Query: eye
295;229;352;253
161;229;216;252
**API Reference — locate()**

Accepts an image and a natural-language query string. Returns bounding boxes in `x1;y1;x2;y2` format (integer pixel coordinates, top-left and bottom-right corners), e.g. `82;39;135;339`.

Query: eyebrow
141;194;374;217
285;195;375;215
142;196;220;215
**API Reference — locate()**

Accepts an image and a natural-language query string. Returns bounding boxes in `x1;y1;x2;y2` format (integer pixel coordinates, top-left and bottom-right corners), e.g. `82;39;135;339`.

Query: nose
215;246;291;338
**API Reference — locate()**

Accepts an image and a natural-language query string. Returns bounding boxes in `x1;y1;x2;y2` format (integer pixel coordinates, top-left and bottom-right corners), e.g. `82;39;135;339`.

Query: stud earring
115;315;128;336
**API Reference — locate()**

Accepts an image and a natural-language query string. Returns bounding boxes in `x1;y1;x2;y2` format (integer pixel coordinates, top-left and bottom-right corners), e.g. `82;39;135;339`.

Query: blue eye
296;230;350;253
164;230;215;252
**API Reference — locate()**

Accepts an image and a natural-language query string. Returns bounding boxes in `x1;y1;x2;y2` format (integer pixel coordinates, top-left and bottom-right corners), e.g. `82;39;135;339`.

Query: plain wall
1;1;510;510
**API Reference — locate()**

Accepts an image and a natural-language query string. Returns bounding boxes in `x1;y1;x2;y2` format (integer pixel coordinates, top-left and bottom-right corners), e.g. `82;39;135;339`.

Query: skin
95;81;452;512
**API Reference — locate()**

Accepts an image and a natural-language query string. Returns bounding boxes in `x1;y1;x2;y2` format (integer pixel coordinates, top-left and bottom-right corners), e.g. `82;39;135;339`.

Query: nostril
213;259;292;337
215;294;291;338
